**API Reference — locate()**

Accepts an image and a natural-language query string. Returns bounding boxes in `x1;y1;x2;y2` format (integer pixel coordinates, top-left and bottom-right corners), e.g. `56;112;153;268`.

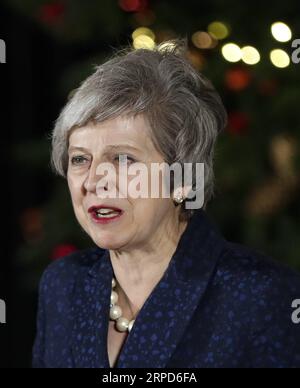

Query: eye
70;155;89;165
114;154;136;164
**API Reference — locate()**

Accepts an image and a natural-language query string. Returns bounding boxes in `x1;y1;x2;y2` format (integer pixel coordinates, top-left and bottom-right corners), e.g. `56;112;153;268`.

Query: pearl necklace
110;277;135;333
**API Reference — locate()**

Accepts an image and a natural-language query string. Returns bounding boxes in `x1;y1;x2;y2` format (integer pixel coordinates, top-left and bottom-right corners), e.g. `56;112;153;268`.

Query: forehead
68;114;153;151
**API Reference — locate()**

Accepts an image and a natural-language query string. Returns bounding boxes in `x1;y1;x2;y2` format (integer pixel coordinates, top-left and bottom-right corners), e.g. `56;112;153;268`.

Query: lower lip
90;211;124;224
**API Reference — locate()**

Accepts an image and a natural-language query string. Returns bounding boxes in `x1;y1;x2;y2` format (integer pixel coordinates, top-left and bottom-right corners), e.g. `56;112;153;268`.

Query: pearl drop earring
173;191;185;205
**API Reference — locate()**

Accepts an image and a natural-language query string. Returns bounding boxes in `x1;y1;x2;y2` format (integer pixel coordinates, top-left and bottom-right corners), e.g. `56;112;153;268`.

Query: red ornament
38;2;65;25
119;0;148;13
227;111;250;135
225;67;252;92
51;244;78;260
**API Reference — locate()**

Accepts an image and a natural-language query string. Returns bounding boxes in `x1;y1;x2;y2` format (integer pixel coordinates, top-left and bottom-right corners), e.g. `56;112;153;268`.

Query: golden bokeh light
271;22;292;42
270;49;290;68
132;27;155;41
221;43;242;62
241;46;261;65
133;35;156;50
192;31;218;49
208;21;229;40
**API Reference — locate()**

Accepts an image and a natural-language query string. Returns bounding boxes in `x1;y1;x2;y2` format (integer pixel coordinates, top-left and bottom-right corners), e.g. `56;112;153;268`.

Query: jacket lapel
71;249;112;368
71;209;226;368
116;209;226;368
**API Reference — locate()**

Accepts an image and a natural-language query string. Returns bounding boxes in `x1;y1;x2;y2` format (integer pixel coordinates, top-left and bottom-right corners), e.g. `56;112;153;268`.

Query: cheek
133;198;169;222
67;175;83;204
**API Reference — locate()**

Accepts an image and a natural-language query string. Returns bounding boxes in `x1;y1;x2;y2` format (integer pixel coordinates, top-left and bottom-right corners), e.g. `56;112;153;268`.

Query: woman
33;39;300;368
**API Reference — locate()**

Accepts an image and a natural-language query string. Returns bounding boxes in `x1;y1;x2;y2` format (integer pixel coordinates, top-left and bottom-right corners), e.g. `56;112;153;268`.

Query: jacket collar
71;209;226;368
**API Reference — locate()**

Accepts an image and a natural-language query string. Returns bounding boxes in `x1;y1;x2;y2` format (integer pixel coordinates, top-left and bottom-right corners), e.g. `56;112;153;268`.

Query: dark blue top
32;209;300;368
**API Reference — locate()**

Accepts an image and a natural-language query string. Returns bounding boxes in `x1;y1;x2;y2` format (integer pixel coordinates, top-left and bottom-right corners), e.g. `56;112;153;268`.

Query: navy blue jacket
33;209;300;368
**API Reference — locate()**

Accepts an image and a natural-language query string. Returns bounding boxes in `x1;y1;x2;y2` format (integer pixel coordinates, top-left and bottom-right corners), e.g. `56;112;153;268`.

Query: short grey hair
51;38;227;221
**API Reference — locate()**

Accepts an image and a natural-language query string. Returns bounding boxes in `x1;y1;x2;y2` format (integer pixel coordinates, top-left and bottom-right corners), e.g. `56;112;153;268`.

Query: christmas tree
5;0;300;288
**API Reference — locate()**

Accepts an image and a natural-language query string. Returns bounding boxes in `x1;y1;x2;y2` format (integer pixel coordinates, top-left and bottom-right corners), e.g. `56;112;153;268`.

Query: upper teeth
97;208;117;214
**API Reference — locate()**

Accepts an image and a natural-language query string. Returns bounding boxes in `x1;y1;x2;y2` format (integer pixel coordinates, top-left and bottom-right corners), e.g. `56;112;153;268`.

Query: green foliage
9;0;300;289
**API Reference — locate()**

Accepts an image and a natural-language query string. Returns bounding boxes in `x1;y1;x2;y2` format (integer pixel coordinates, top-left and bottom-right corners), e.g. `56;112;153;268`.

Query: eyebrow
68;144;142;153
104;144;142;152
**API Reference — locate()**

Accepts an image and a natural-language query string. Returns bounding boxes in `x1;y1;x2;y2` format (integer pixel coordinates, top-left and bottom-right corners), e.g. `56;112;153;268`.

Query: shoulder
216;241;300;295
212;241;300;366
214;240;300;334
38;246;106;300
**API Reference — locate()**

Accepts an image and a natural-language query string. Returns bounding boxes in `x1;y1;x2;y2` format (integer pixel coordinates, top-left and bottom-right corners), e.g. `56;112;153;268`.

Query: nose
83;159;111;196
83;161;104;193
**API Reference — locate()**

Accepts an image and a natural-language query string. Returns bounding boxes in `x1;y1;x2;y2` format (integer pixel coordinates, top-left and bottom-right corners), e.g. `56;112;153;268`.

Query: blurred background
0;0;300;368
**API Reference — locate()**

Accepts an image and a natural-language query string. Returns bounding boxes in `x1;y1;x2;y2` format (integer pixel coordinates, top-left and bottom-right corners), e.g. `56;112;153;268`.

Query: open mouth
88;206;123;223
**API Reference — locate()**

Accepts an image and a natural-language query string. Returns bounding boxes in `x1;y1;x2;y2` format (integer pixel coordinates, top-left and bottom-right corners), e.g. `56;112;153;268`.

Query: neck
109;215;188;316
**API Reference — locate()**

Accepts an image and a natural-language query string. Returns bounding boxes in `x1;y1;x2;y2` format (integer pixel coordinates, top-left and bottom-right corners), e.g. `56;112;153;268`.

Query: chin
92;233;127;251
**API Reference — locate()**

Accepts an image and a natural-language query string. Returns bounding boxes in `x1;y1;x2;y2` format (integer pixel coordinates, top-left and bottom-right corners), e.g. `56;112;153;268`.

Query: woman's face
67;114;181;251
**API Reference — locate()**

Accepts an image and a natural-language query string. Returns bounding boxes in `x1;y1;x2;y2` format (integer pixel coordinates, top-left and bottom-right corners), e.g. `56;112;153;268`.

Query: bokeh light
132;27;155;41
270;49;290;68
192;31;218;49
119;0;145;13
225;68;252;91
241;46;260;65
192;31;212;49
133;34;155;49
222;43;242;62
208;21;229;40
271;22;292;42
